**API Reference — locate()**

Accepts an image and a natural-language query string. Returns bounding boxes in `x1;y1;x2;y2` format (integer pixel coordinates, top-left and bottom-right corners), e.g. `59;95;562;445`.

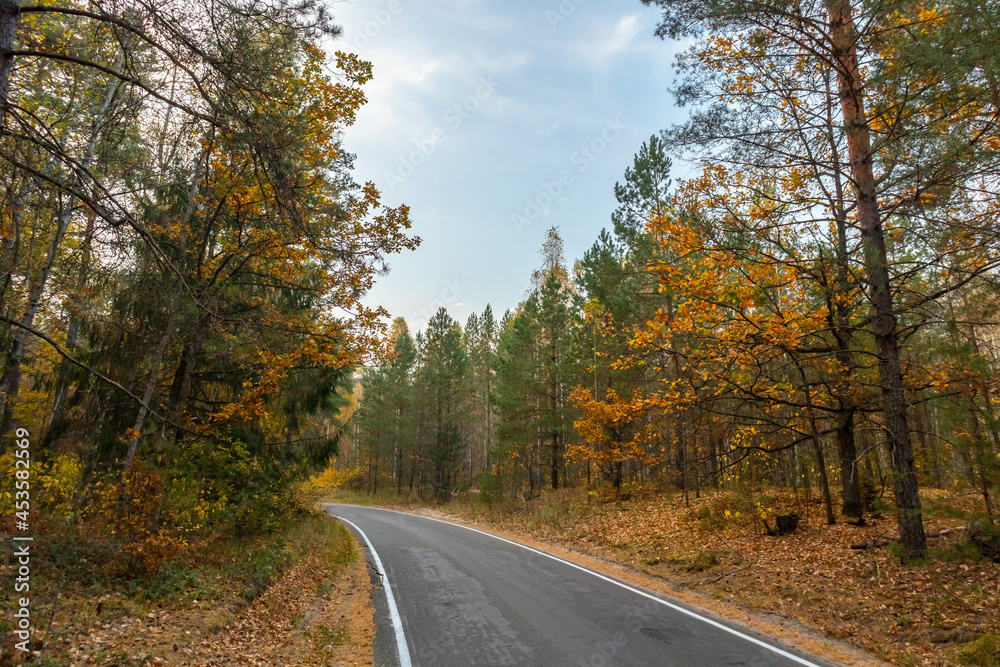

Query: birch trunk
0;56;120;431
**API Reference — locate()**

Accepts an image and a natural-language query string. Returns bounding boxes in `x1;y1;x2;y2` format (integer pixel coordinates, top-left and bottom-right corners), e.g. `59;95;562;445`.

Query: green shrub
958;633;1000;667
932;542;983;563
969;518;1000;563
479;470;504;507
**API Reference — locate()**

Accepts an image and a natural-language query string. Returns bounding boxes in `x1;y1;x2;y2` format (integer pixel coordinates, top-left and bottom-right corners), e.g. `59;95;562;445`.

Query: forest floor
332;485;1000;667
0;510;374;666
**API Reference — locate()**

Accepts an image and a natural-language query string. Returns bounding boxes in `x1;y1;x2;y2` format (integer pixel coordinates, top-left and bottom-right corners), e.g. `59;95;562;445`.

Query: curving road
326;504;835;667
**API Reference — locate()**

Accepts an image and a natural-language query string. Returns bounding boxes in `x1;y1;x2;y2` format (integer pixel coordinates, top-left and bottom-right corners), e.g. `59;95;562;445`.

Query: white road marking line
334;514;412;667
331;504;827;667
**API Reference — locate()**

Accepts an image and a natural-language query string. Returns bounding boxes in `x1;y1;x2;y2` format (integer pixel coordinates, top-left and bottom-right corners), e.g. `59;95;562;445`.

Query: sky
328;0;688;331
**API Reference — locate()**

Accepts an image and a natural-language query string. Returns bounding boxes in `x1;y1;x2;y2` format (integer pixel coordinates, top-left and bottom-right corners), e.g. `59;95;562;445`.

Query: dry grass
0;511;373;666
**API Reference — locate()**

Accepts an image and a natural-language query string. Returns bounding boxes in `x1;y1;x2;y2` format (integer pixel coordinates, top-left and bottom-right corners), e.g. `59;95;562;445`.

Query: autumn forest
346;0;1000;560
2;0;1000;664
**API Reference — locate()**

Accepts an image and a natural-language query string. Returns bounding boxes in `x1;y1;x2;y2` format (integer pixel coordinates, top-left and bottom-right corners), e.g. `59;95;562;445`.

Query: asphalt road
327;504;834;667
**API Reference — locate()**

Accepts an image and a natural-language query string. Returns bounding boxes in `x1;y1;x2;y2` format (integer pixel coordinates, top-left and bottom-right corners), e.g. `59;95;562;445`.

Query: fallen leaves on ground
47;549;373;667
184;547;374;667
417;487;998;667
3;518;375;667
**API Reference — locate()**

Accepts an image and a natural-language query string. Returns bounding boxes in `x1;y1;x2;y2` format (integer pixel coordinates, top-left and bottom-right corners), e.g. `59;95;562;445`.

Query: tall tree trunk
550;354;560;490
0;55;119;432
680;427;689;507
0;0;19;124
968;407;995;522
828;0;926;557
912;396;931;485
485;346;492;469
43;210;98;448
814;435;836;526
0;181;23;307
550;432;560;490
823;65;864;523
394;403;402;495
396;447;403;496
836;410;862;521
923;401;944;487
694;448;700;499
0;196;73;430
162;155;206;442
167;317;204;441
710;432;720;488
124;146;202;469
372;429;379;495
799;442;812;501
123;310;174;470
970;326;1000;455
794;356;836;524
787;445;798;493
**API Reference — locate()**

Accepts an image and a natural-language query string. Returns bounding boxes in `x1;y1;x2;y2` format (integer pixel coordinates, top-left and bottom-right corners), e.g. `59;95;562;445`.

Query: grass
959;633;1000;667
24;516;316;606
0;507;356;661
306;623;348;649
933;542;984;563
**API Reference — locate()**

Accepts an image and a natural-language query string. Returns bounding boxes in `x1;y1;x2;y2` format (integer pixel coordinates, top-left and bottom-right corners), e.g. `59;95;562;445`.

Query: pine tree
573;140;674;489
386;320;417;495
538;274;572;489
494;300;542;495
423;308;467;500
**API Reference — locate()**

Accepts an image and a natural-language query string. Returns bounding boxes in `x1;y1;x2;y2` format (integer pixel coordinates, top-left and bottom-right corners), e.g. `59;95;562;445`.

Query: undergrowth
0;507;354;661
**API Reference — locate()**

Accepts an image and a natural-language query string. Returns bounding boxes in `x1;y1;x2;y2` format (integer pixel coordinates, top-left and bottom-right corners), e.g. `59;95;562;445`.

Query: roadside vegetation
0;504;372;666
1;1;406;664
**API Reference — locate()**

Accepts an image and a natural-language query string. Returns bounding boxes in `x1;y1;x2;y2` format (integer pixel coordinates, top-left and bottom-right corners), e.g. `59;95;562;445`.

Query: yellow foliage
36;454;84;517
295;465;365;505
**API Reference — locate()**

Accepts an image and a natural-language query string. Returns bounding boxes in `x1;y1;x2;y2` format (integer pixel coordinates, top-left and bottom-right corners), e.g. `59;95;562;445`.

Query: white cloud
577;13;647;65
397;59;446;85
485;51;533;72
536;122;560;136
